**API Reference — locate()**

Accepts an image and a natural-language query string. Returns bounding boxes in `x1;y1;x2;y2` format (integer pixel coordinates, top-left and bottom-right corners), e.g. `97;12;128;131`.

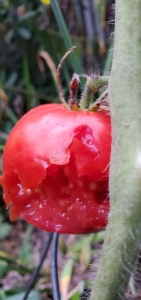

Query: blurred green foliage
0;0;114;149
0;0;114;299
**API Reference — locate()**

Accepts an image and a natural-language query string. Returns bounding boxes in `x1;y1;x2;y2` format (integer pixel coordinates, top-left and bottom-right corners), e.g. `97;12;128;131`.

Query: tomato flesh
0;104;111;234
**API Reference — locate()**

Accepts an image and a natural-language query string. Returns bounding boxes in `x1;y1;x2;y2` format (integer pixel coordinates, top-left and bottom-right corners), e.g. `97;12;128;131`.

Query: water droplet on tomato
25;189;31;195
29;210;35;216
81;204;86;212
17;184;24;196
76;197;80;202
55;224;62;231
26;204;31;208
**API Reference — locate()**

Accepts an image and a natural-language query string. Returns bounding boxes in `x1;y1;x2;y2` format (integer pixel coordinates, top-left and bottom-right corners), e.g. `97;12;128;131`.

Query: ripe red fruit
0;104;111;234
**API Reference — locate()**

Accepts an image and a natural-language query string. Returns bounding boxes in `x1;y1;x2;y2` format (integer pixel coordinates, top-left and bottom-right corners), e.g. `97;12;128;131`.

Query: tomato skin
0;104;111;234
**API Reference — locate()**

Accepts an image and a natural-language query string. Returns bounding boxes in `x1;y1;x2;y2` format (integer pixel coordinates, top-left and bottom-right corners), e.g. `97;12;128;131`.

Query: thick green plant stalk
90;1;141;299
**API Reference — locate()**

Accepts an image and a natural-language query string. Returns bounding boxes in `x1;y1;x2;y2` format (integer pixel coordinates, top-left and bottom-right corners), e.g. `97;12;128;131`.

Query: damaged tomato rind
0;104;111;234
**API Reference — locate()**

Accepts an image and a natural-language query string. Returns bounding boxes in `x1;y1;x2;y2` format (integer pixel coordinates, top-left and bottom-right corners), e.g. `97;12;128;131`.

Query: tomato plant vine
90;0;141;299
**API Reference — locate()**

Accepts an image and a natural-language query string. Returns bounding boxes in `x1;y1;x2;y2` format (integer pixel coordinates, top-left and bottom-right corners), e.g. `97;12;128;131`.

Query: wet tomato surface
0;104;111;233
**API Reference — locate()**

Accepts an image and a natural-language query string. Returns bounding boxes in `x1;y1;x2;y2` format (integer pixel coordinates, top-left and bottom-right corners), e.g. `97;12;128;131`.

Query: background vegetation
0;1;114;299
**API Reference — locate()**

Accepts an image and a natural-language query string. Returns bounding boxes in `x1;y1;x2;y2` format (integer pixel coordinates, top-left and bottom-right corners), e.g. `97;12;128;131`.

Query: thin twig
57;46;77;107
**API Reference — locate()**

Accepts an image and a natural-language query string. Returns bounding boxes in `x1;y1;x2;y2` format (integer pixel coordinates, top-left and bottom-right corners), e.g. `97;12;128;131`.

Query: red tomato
0;104;111;234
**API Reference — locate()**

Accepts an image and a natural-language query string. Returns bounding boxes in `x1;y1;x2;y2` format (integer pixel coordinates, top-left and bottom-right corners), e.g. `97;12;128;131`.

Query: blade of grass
5;107;18;124
91;0;105;54
4;290;41;300
0;250;35;272
0;145;4;151
1;84;59;103
50;0;83;74
23;49;35;111
63;285;80;300
60;258;74;298
103;41;114;75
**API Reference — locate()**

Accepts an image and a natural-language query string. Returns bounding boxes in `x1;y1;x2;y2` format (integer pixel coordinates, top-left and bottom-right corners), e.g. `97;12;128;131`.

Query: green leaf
0;289;6;299
71;291;80;300
6;72;18;86
60;258;74;297
0;223;11;240
79;240;91;272
94;231;105;243
18;28;31;40
18;11;37;22
0;145;4;151
5;107;18;124
0;259;8;278
0;214;11;240
3;290;41;300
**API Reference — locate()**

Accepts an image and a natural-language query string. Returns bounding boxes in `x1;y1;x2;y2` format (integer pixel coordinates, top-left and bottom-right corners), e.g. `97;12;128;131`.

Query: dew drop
55;224;62;231
17;184;24;196
39;204;42;208
29;210;35;216
67;198;72;204
26;204;31;208
25;189;31;195
76;197;80;202
80;204;86;212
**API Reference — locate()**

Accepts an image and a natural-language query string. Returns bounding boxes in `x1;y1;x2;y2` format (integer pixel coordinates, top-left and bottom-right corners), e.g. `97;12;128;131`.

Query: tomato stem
90;1;141;299
80;75;109;110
